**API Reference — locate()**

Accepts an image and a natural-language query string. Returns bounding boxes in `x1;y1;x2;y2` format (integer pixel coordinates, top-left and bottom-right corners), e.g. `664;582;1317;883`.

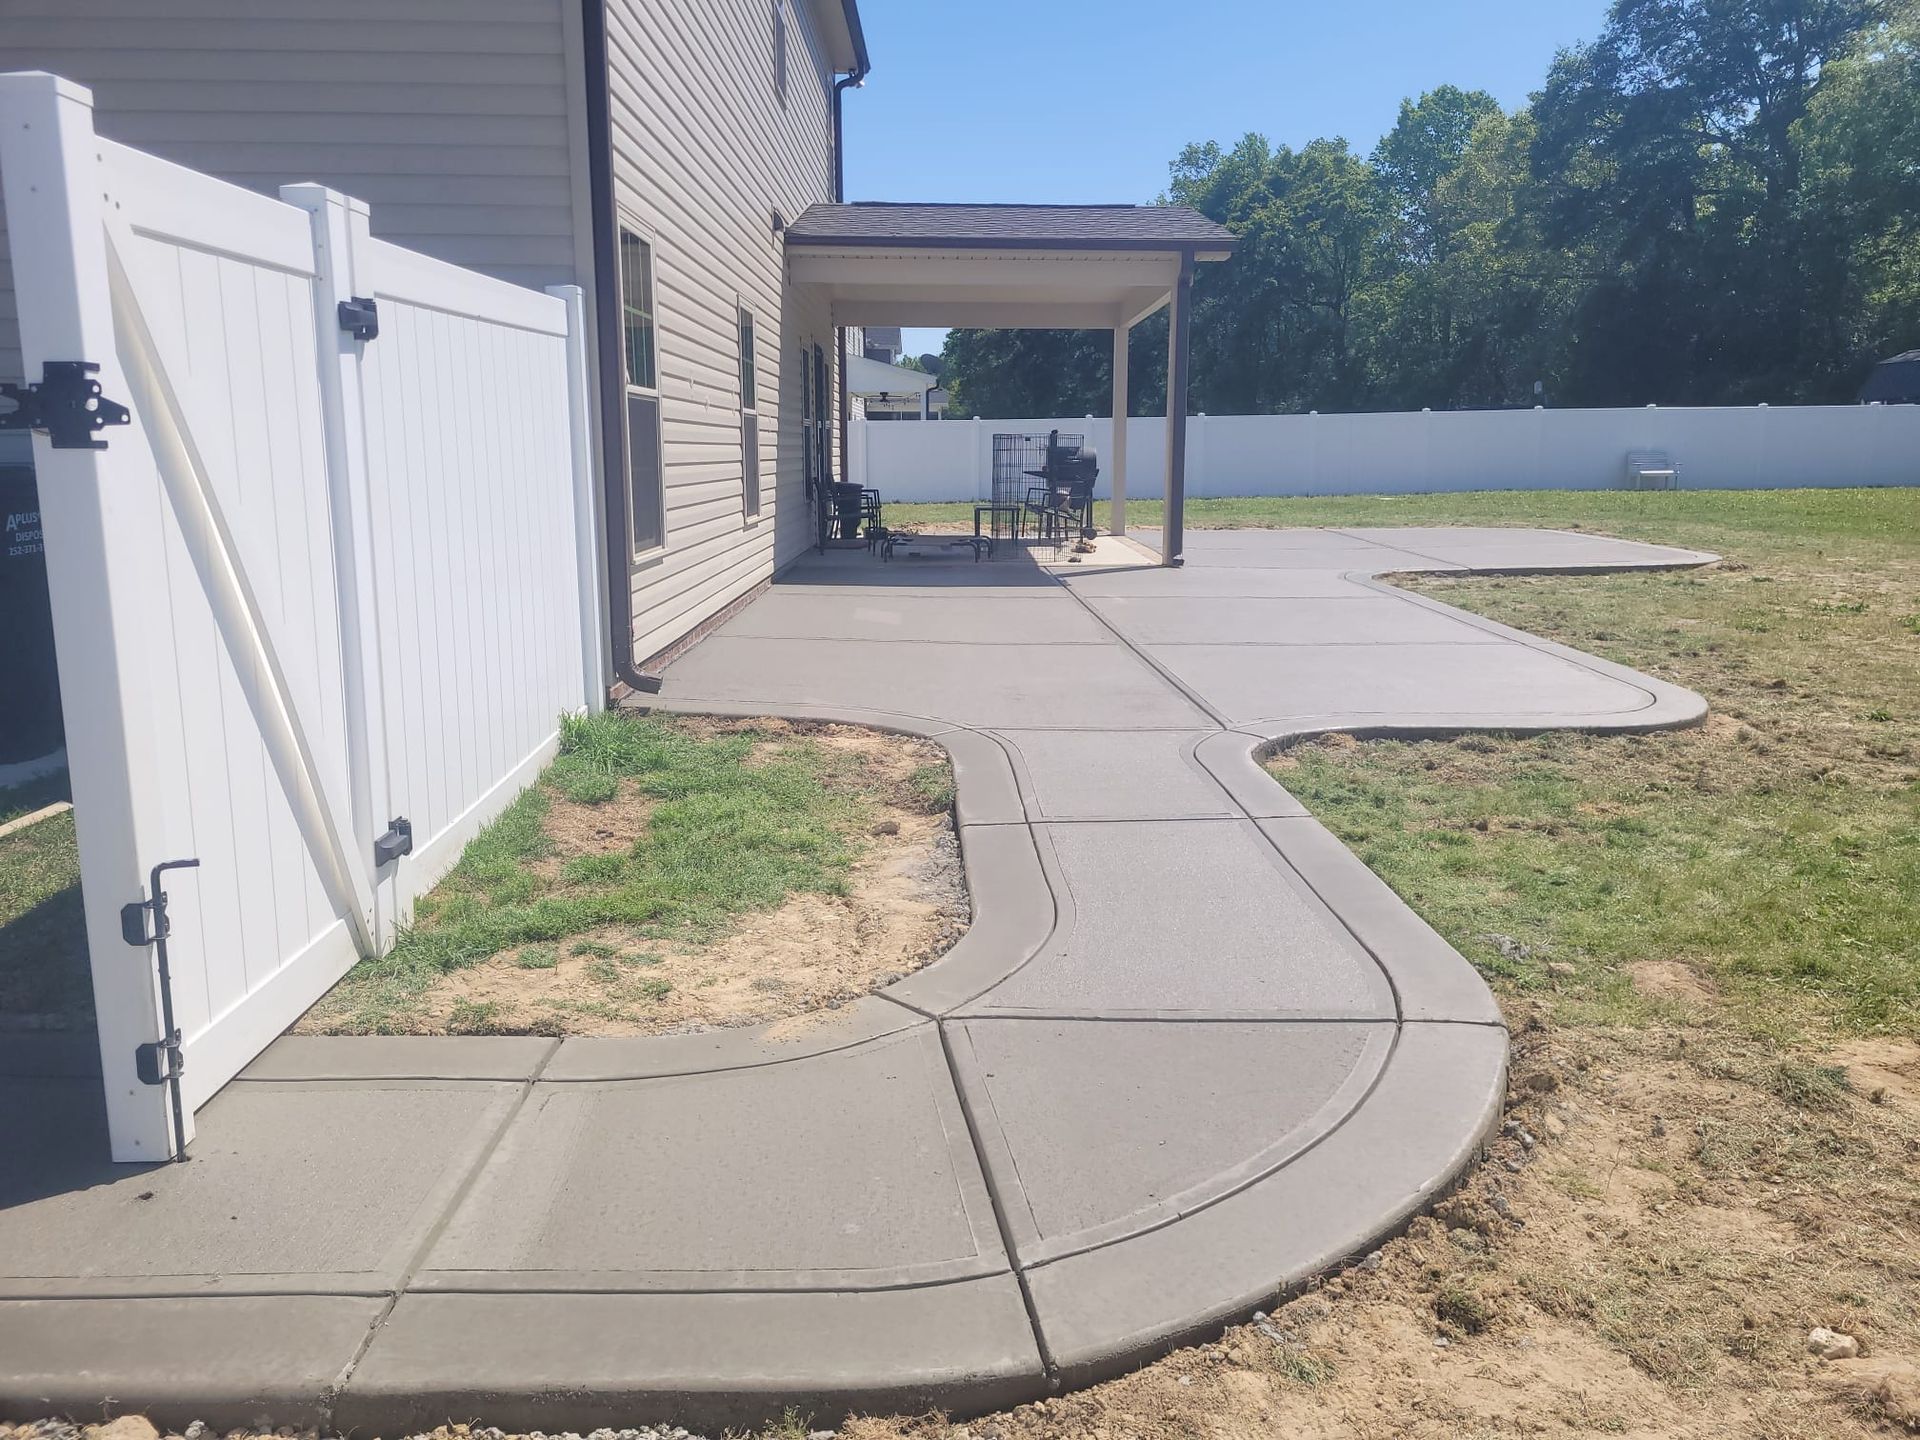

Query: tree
1170;134;1397;412
1373;85;1502;260
1797;0;1920;376
939;323;1168;420
935;0;1897;417
1531;0;1883;403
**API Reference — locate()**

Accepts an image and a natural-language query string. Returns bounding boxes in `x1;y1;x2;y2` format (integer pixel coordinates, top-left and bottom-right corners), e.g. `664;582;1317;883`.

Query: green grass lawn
885;485;1918;552
1246;488;1920;1042
302;710;951;1034
0;778;88;1029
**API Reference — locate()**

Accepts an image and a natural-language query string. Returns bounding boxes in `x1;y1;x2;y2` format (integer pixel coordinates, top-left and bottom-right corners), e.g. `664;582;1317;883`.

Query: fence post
1189;412;1209;498
0;72;181;1159
282;183;394;950
548;283;608;711
974;416;989;502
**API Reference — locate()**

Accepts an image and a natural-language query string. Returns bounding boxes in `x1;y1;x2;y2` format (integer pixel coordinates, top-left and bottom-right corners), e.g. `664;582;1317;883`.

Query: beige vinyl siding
605;0;841;664
0;0;582;393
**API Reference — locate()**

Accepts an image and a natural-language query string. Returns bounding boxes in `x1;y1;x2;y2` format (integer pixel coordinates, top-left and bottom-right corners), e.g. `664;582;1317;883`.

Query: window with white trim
739;306;761;519
619;226;665;554
773;0;790;106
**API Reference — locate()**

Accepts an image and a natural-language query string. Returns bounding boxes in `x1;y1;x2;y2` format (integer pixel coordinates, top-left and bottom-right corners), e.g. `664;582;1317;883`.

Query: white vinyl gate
0;72;603;1161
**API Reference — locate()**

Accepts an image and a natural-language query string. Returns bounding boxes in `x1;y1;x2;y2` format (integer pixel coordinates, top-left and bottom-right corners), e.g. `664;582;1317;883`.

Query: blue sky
841;0;1613;357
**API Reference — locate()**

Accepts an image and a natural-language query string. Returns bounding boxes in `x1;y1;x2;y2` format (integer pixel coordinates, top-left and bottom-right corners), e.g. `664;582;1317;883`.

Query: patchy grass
0;774;88;1029
885;483;1920;547
815;490;1920;1440
1267;490;1920;1041
298;711;963;1036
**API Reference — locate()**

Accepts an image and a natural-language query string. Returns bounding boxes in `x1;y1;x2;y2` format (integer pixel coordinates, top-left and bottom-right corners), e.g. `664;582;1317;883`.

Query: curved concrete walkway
0;527;1713;1434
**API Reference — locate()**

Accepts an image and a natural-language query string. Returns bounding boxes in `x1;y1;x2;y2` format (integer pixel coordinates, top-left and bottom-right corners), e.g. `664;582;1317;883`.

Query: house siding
0;0;849;663
603;0;843;664
0;0;583;397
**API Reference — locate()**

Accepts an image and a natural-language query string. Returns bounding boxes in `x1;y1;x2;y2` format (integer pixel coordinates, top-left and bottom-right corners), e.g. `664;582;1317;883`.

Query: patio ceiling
785;203;1235;329
793;203;1238;565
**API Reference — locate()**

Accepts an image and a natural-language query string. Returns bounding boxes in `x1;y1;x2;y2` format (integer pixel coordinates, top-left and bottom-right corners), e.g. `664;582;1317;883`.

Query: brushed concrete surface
0;1076;521;1297
2;525;1713;1431
948;1019;1393;1262
992;729;1236;821
967;819;1395;1018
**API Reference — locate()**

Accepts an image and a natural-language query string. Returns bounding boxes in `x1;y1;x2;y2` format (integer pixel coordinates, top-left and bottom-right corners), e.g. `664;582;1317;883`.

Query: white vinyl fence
0;72;601;1161
852;404;1920;503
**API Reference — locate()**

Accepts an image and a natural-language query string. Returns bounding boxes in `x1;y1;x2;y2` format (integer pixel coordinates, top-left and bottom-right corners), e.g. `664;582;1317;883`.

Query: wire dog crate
989;432;1084;557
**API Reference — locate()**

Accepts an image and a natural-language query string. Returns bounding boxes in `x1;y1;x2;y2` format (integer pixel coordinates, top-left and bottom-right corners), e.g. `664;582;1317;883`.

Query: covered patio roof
786;202;1234;329
786;203;1237;563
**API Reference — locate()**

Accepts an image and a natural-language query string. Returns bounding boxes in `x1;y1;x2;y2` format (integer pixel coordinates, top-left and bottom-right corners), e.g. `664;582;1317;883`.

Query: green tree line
940;0;1919;418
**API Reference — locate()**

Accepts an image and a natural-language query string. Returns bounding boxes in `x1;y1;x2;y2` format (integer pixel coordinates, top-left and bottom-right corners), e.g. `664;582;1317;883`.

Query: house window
773;0;789;105
739;307;761;519
619;227;664;553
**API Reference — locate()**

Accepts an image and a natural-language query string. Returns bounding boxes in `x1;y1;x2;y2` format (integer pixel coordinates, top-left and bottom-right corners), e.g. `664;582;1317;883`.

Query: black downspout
580;0;659;693
831;63;865;486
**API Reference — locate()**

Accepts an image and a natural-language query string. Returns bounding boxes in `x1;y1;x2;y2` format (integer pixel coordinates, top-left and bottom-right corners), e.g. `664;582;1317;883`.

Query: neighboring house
1859;350;1920;405
0;0;870;684
848;352;944;420
863;384;950;420
861;325;904;363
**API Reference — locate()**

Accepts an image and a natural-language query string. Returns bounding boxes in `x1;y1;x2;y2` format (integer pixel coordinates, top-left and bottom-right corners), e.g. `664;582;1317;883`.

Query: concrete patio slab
1080;593;1508;646
335;1280;1047;1435
1062;566;1382;598
1333;526;1716;571
238;1034;555;1081
0;1295;386;1429
1021;1020;1508;1386
992;728;1237;821
1174;543;1461;572
662;635;1214;730
967;820;1395;1019
4;524;1715;1432
948;1019;1392;1264
0;1076;520;1298
417;1025;1007;1291
542;995;920;1081
880;820;1058;1015
717;588;1110;644
1148;639;1658;727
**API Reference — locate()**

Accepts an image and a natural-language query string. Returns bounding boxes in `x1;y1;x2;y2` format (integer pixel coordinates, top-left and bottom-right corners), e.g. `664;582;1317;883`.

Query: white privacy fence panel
356;238;587;920
0;73;596;1161
852;405;1920;503
104;143;359;1106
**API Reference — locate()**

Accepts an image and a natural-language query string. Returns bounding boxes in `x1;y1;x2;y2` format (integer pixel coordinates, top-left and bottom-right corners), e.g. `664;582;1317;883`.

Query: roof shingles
785;202;1237;251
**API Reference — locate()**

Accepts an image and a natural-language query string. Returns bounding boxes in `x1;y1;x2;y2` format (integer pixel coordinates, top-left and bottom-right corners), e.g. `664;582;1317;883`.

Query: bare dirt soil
419;801;966;1038
836;1015;1920;1440
293;719;968;1039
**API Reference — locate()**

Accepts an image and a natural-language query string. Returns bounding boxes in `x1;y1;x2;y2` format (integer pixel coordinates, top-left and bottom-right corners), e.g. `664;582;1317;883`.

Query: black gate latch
338;296;379;342
374;816;413;867
0;361;131;450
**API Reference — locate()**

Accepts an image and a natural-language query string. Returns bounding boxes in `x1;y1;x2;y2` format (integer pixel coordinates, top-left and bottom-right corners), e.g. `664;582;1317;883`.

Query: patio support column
1110;321;1129;536
1163;250;1195;567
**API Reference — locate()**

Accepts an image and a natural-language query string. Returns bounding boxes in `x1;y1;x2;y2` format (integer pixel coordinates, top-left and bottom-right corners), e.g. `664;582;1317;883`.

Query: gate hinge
0;361;131;450
337;296;379;342
121;892;171;948
135;1032;185;1086
374;816;413;867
